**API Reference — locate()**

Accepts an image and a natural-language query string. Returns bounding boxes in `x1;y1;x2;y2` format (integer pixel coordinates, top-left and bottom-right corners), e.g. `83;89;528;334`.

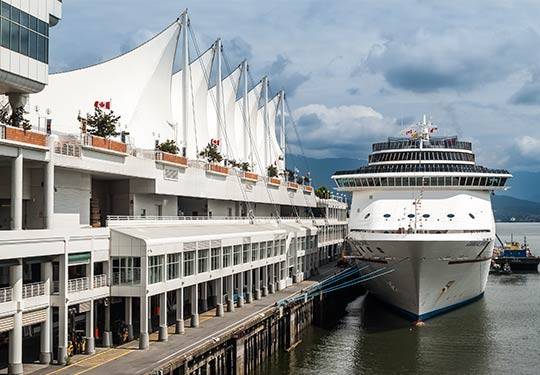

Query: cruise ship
0;6;347;374
333;116;511;320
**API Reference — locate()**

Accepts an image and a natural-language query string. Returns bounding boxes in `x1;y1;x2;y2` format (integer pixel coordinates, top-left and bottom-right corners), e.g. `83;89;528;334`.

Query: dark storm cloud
258;55;310;97
510;73;540;105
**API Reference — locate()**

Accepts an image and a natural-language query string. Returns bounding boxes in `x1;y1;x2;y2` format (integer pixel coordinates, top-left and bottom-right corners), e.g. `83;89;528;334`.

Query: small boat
489;260;512;275
493;235;540;272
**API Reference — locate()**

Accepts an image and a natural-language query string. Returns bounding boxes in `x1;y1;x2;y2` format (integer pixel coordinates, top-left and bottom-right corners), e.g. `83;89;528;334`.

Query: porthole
422;214;430;218
407;214;415;218
364;213;371;219
469;213;475;219
384;214;391;218
447;214;455;218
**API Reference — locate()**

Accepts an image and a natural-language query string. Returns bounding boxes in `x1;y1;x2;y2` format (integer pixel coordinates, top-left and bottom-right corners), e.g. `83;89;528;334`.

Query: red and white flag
211;138;220;146
94;100;111;110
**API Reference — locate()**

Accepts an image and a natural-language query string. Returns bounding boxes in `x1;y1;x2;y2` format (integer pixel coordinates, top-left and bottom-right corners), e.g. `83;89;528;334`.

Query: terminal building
0;8;348;375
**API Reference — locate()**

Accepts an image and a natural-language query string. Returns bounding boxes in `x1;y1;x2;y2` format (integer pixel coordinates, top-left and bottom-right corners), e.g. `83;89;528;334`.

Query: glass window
1;19;9;48
183;251;195;276
1;3;10;18
233;245;242;265
423;214;430;218
10;22;18;53
267;241;272;258
37;34;45;62
111;256;141;285
211;247;220;270
29;15;37;32
280;239;286;255
222;246;231;268
198;249;209;273
469;213;475;219
260;241;266;259
243;244;250;264
252;243;259;261
273;240;279;256
20;11;29;27
167;253;181;280
148;255;164;284
19;26;28;56
37;19;46;35
383;214;391;218
28;30;37;59
10;7;19;23
447;214;455;219
407;214;415;218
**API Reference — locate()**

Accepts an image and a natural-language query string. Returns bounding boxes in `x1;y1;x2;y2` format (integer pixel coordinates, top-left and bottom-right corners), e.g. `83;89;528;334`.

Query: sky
50;1;540;170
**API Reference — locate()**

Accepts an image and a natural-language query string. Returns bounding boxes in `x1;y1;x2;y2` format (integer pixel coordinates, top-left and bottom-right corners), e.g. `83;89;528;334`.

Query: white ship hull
350;234;493;319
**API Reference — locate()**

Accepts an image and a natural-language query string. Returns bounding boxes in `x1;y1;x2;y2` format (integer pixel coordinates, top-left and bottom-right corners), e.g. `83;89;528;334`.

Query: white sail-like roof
220;66;242;159
29;21;182;149
267;94;284;168
247;81;264;172
171;47;214;159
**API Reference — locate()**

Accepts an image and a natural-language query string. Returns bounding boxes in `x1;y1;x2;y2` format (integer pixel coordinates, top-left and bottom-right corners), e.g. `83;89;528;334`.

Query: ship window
469;213;475;219
383;214;391;218
376;247;385;254
447;214;455;218
422;214;430;218
366;247;373;253
364;213;371;219
407;214;415;218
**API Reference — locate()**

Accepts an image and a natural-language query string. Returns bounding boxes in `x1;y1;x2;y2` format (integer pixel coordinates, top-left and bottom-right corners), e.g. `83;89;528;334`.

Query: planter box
287;182;299;191
156;151;188;167
303;185;313;193
3;126;47;147
267;177;281;187
242;172;259;183
207;164;229;176
87;135;127;154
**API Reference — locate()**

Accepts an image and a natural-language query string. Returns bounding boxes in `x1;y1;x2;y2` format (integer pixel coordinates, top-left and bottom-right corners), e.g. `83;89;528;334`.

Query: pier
9;262;357;375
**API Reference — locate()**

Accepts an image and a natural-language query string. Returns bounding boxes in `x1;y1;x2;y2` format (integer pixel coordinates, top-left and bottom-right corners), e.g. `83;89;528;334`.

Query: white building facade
0;9;348;375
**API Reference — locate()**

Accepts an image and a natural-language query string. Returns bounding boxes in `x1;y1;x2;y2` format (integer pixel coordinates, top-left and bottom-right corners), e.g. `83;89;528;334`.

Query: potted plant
200;142;228;175
315;186;331;199
156;139;187;167
1;106;48;147
80;107;126;153
267;165;281;186
240;162;258;182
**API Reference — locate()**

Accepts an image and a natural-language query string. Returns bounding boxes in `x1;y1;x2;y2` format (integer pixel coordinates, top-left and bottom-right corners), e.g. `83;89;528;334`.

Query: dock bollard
216;303;225;317
269;283;276;294
158;325;168;341
237;295;245;308
175;319;185;334
262;286;268;297
254;289;261;300
85;337;95;355
227;299;235;312
191;314;199;328
102;331;112;347
139;332;149;350
246;293;253;303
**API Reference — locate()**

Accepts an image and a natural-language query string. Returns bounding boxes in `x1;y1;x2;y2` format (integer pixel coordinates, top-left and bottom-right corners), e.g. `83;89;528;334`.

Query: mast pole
216;39;223;156
181;10;189;157
263;76;269;171
242;61;250;164
280;90;286;171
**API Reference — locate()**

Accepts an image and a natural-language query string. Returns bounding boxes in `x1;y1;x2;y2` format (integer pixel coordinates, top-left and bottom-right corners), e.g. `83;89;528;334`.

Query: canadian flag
429;127;438;133
94;100;111;110
211;138;220;146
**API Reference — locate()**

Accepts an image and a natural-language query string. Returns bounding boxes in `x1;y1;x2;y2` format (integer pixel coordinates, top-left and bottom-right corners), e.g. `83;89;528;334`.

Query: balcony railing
67;277;89;293
0;124;48;148
22;282;46;299
83;134;127;154
93;274;108;288
0;287;13;303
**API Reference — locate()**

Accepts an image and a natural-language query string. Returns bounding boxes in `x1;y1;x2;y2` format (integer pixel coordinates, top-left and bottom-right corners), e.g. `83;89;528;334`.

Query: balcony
67;277;89;293
0;125;48;149
82;134;128;155
93;274;108;288
155;151;188;168
0;287;13;303
303;185;313;194
267;177;281;187
287;182;299;191
22;282;46;299
206;163;230;177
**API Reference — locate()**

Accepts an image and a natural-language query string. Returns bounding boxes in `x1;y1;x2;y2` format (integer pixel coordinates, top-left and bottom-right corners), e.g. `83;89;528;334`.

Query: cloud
223;37;253;67
289;104;399;158
347;87;360;96
515;136;540;159
510;71;540;105
363;27;540;93
259;55;310;97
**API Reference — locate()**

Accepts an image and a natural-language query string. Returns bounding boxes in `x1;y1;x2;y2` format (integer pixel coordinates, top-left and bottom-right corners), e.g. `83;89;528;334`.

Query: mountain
286;153;363;190
491;195;540;222
499;171;540;203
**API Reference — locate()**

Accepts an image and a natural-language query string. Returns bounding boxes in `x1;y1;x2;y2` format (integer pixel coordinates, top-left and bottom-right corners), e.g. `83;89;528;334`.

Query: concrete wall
54;168;91;226
132;193;177;217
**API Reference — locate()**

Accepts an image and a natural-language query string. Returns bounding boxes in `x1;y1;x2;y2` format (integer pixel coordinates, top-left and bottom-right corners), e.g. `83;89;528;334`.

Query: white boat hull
350;234;493;319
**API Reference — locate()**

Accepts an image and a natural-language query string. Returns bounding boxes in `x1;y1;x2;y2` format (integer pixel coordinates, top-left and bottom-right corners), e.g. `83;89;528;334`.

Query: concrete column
85;300;95;354
262;266;268;297
246;270;253;303
10;151;23;230
254;268;261;300
215;278;224;317
158;292;168;341
8;261;22;375
200;282;208;312
125;297;134;341
175;288;185;334
102;300;112;347
139;295;149;350
237;272;244;308
226;275;235;313
39;262;52;364
269;265;276;294
191;285;199;328
57;255;68;364
44;160;54;229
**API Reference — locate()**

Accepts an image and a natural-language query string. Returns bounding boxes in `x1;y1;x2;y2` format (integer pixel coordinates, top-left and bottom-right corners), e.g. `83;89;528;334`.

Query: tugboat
492;235;540;272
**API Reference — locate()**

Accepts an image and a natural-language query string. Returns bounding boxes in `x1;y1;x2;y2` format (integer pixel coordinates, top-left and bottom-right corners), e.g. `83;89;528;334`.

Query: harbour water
260;223;540;375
